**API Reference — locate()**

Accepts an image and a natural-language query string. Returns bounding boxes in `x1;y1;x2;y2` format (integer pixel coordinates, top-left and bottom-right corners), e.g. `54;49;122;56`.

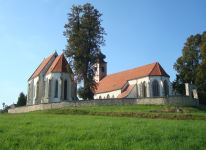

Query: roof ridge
157;62;161;75
50;54;63;72
148;62;158;76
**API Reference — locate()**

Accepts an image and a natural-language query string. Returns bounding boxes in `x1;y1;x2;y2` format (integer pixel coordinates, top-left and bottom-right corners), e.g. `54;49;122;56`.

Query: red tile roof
117;84;135;98
28;53;55;81
46;54;72;74
95;62;169;94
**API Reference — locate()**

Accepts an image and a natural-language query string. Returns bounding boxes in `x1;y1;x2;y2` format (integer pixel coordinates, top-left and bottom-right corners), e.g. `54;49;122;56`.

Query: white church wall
38;74;44;104
136;76;150;85
62;73;72;101
126;85;137;98
149;76;162;97
94;89;121;99
27;79;34;105
149;76;173;97
48;73;61;103
161;76;172;96
44;72;73;102
136;76;149;98
128;79;137;85
33;76;40;105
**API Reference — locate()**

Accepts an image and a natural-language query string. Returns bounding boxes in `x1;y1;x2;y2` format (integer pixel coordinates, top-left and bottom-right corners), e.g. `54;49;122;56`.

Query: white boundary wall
9;96;199;114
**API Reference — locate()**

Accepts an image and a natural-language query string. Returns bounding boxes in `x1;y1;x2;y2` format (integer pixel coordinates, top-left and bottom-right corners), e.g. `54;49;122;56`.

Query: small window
102;67;104;72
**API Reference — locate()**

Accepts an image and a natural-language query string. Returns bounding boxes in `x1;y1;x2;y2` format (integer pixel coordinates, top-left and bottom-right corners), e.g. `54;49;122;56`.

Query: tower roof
95;62;169;94
96;49;106;63
45;54;73;74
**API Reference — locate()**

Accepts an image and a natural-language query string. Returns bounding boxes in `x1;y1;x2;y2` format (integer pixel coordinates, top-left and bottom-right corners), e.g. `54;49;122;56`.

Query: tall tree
63;3;106;99
17;92;26;107
173;31;206;93
196;31;206;91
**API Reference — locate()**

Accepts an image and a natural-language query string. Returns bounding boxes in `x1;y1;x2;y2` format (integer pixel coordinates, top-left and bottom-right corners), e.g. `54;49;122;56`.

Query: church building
94;51;174;99
27;52;77;105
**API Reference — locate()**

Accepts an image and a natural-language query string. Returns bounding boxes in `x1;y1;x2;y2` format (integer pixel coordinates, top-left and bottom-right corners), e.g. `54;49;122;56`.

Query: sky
0;0;206;109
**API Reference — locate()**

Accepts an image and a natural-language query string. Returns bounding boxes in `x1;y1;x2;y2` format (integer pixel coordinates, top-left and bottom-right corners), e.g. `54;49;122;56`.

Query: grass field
1;105;206;149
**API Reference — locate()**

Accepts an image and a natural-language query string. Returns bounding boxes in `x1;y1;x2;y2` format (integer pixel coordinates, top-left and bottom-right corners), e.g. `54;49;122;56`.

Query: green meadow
1;105;206;149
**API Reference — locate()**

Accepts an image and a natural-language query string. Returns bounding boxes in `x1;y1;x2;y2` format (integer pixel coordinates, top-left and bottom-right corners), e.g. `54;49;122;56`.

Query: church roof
95;62;169;94
28;53;55;81
45;54;73;74
117;84;136;98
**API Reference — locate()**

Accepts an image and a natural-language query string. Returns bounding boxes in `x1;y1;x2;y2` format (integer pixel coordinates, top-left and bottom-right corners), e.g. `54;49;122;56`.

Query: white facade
93;59;174;99
94;76;174;99
27;53;77;105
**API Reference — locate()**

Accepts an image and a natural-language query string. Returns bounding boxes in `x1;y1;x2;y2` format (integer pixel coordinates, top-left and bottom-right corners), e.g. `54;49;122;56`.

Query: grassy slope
0;105;206;149
71;104;206;115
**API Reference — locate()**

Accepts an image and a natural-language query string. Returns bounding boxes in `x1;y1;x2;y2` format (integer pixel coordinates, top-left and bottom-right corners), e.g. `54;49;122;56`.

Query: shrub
198;91;206;105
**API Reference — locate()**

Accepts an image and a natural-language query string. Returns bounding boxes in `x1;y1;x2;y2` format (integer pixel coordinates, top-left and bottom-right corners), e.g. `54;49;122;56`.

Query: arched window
142;82;147;97
99;96;102;99
64;80;67;99
94;67;97;74
112;95;114;98
55;80;58;97
152;80;159;96
107;94;110;99
163;80;169;97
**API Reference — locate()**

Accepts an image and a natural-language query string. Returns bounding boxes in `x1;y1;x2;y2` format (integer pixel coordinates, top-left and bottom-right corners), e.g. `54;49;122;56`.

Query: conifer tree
63;3;106;99
17;92;26;107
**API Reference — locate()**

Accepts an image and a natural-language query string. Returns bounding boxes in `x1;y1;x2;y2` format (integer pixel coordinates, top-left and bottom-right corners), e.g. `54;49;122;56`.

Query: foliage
1;106;9;113
173;31;206;93
196;31;206;91
63;3;106;99
16;92;27;107
1;107;206;149
2;102;5;110
198;91;206;105
172;74;185;95
77;86;94;99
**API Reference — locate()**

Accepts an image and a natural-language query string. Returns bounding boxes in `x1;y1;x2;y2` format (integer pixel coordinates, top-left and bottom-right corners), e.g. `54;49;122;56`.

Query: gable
28;53;56;81
45;54;73;74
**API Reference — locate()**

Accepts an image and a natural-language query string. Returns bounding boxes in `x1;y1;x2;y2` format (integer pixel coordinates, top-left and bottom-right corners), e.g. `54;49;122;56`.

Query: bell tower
93;50;107;82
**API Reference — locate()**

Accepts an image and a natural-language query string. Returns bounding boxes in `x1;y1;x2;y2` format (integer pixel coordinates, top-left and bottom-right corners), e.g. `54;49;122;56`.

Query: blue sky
0;0;206;109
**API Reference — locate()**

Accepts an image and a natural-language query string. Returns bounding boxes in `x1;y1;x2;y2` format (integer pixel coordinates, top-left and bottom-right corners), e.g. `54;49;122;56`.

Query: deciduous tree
173;31;206;94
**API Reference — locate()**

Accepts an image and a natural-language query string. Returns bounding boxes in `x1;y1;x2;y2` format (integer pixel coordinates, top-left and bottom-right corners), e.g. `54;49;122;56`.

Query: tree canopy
63;3;106;99
173;31;206;94
17;92;27;107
